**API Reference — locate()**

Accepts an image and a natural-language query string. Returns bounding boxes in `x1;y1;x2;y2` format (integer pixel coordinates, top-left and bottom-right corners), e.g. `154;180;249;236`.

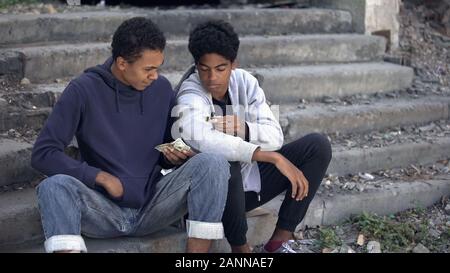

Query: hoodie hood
84;57;145;114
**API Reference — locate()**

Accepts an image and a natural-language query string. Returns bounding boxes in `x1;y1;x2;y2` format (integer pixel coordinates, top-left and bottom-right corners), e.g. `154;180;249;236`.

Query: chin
135;85;147;91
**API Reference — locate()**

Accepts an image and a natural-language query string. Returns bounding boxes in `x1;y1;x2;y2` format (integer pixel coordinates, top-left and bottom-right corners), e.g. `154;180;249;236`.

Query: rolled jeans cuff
44;235;87;253
186;220;224;240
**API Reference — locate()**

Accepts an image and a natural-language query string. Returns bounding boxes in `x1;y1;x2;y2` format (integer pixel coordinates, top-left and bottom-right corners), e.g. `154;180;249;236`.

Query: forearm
251;148;281;164
31;145;100;188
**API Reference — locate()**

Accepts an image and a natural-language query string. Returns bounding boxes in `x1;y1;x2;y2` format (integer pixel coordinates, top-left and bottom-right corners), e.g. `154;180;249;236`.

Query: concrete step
3;119;449;189
280;96;450;142
0;34;385;82
1;86;60;108
268;176;450;229
0;105;51;133
0;9;353;46
329;136;450;176
2;176;449;252
2;133;450;246
0;186;276;252
0;61;413;134
0;187;42;248
157;63;414;102
255;63;414;103
3;94;446;188
0;138;37;187
3;89;444;144
163;63;415;103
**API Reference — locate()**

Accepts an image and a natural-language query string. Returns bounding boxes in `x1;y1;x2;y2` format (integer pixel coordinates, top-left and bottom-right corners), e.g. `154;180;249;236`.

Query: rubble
20;78;31;86
412;243;431;253
330;120;450;153
392;1;450;89
0;177;42;194
317;155;450;198
367;241;382;253
253;200;450;253
356;234;365;246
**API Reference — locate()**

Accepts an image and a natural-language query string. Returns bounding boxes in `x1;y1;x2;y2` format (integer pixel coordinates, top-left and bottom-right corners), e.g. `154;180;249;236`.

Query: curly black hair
188;20;240;64
111;17;166;63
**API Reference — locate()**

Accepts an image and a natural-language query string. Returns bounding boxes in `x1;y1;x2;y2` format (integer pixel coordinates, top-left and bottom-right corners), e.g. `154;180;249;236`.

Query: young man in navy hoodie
31;17;230;253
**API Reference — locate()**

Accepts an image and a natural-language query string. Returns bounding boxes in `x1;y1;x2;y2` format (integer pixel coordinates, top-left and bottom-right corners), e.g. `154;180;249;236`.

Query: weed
0;0;38;9
352;212;418;252
317;227;342;249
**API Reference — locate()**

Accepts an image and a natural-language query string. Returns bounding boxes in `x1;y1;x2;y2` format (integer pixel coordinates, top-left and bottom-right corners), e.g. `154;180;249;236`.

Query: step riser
20;45;110;84
282;100;450;142
2;63;414;106
0;9;352;46
0;206;42;247
0;145;37;187
236;35;385;67
4;35;385;83
329;138;450;176
0;108;50;133
264;180;450;229
1;91;59;109
259;64;414;103
88;214;278;253
14;63;412;104
0;51;24;80
319;180;450;226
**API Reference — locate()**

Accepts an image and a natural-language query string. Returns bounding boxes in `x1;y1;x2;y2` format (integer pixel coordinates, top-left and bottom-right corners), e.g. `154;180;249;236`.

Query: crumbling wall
314;0;401;50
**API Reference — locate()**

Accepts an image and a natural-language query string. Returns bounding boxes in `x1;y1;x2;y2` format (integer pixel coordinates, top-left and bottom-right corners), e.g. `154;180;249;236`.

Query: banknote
155;138;191;153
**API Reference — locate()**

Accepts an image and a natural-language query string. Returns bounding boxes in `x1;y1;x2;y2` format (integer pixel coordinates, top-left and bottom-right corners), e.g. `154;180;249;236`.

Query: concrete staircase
0;6;449;253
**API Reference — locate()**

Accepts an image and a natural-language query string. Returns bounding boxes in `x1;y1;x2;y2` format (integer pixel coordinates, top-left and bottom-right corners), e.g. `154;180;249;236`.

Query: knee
37;174;78;198
305;133;332;163
189;153;231;189
190;153;230;175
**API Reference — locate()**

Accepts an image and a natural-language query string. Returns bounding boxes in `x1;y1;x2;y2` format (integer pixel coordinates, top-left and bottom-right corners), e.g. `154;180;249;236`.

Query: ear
231;60;238;70
115;56;128;71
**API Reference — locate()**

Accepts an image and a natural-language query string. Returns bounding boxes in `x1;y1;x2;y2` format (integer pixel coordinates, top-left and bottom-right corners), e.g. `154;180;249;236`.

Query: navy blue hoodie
31;57;176;208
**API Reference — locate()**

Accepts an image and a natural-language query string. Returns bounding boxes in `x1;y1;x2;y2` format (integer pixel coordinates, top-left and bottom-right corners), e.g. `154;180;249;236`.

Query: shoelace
280;240;297;253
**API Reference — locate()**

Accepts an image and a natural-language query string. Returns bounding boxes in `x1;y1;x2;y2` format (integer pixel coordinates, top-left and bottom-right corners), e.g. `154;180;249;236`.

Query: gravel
329;120;450;152
253;199;450;253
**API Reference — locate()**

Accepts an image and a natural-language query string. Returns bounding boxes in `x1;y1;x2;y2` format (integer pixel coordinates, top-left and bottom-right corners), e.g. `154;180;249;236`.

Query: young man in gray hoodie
175;20;332;253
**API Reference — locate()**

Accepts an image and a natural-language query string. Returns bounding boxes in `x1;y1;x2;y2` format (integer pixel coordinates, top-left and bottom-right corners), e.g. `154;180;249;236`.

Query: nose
208;70;217;81
148;70;158;81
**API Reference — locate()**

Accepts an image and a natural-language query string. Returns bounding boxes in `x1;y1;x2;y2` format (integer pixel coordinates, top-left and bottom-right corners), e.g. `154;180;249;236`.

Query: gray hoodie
175;66;283;195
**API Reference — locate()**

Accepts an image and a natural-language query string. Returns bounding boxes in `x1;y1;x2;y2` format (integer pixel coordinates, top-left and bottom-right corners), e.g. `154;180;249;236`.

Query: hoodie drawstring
115;85;121;113
140;92;144;115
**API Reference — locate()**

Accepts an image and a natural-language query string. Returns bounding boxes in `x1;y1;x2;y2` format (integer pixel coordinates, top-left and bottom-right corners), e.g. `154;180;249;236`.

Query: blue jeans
36;153;230;253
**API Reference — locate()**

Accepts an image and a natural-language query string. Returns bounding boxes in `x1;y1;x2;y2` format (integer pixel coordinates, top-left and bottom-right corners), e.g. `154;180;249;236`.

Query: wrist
269;152;283;165
252;149;281;164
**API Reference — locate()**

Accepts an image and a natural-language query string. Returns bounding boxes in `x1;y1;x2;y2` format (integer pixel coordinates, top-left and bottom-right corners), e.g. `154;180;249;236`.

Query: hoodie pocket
116;176;149;209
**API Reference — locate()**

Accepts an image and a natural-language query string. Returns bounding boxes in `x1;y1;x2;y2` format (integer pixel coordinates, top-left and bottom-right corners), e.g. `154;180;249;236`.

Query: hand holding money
155;138;195;165
211;115;246;139
155;138;191;153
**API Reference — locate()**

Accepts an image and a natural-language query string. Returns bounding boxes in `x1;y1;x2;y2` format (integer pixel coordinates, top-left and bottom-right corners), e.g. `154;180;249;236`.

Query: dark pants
222;133;332;246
